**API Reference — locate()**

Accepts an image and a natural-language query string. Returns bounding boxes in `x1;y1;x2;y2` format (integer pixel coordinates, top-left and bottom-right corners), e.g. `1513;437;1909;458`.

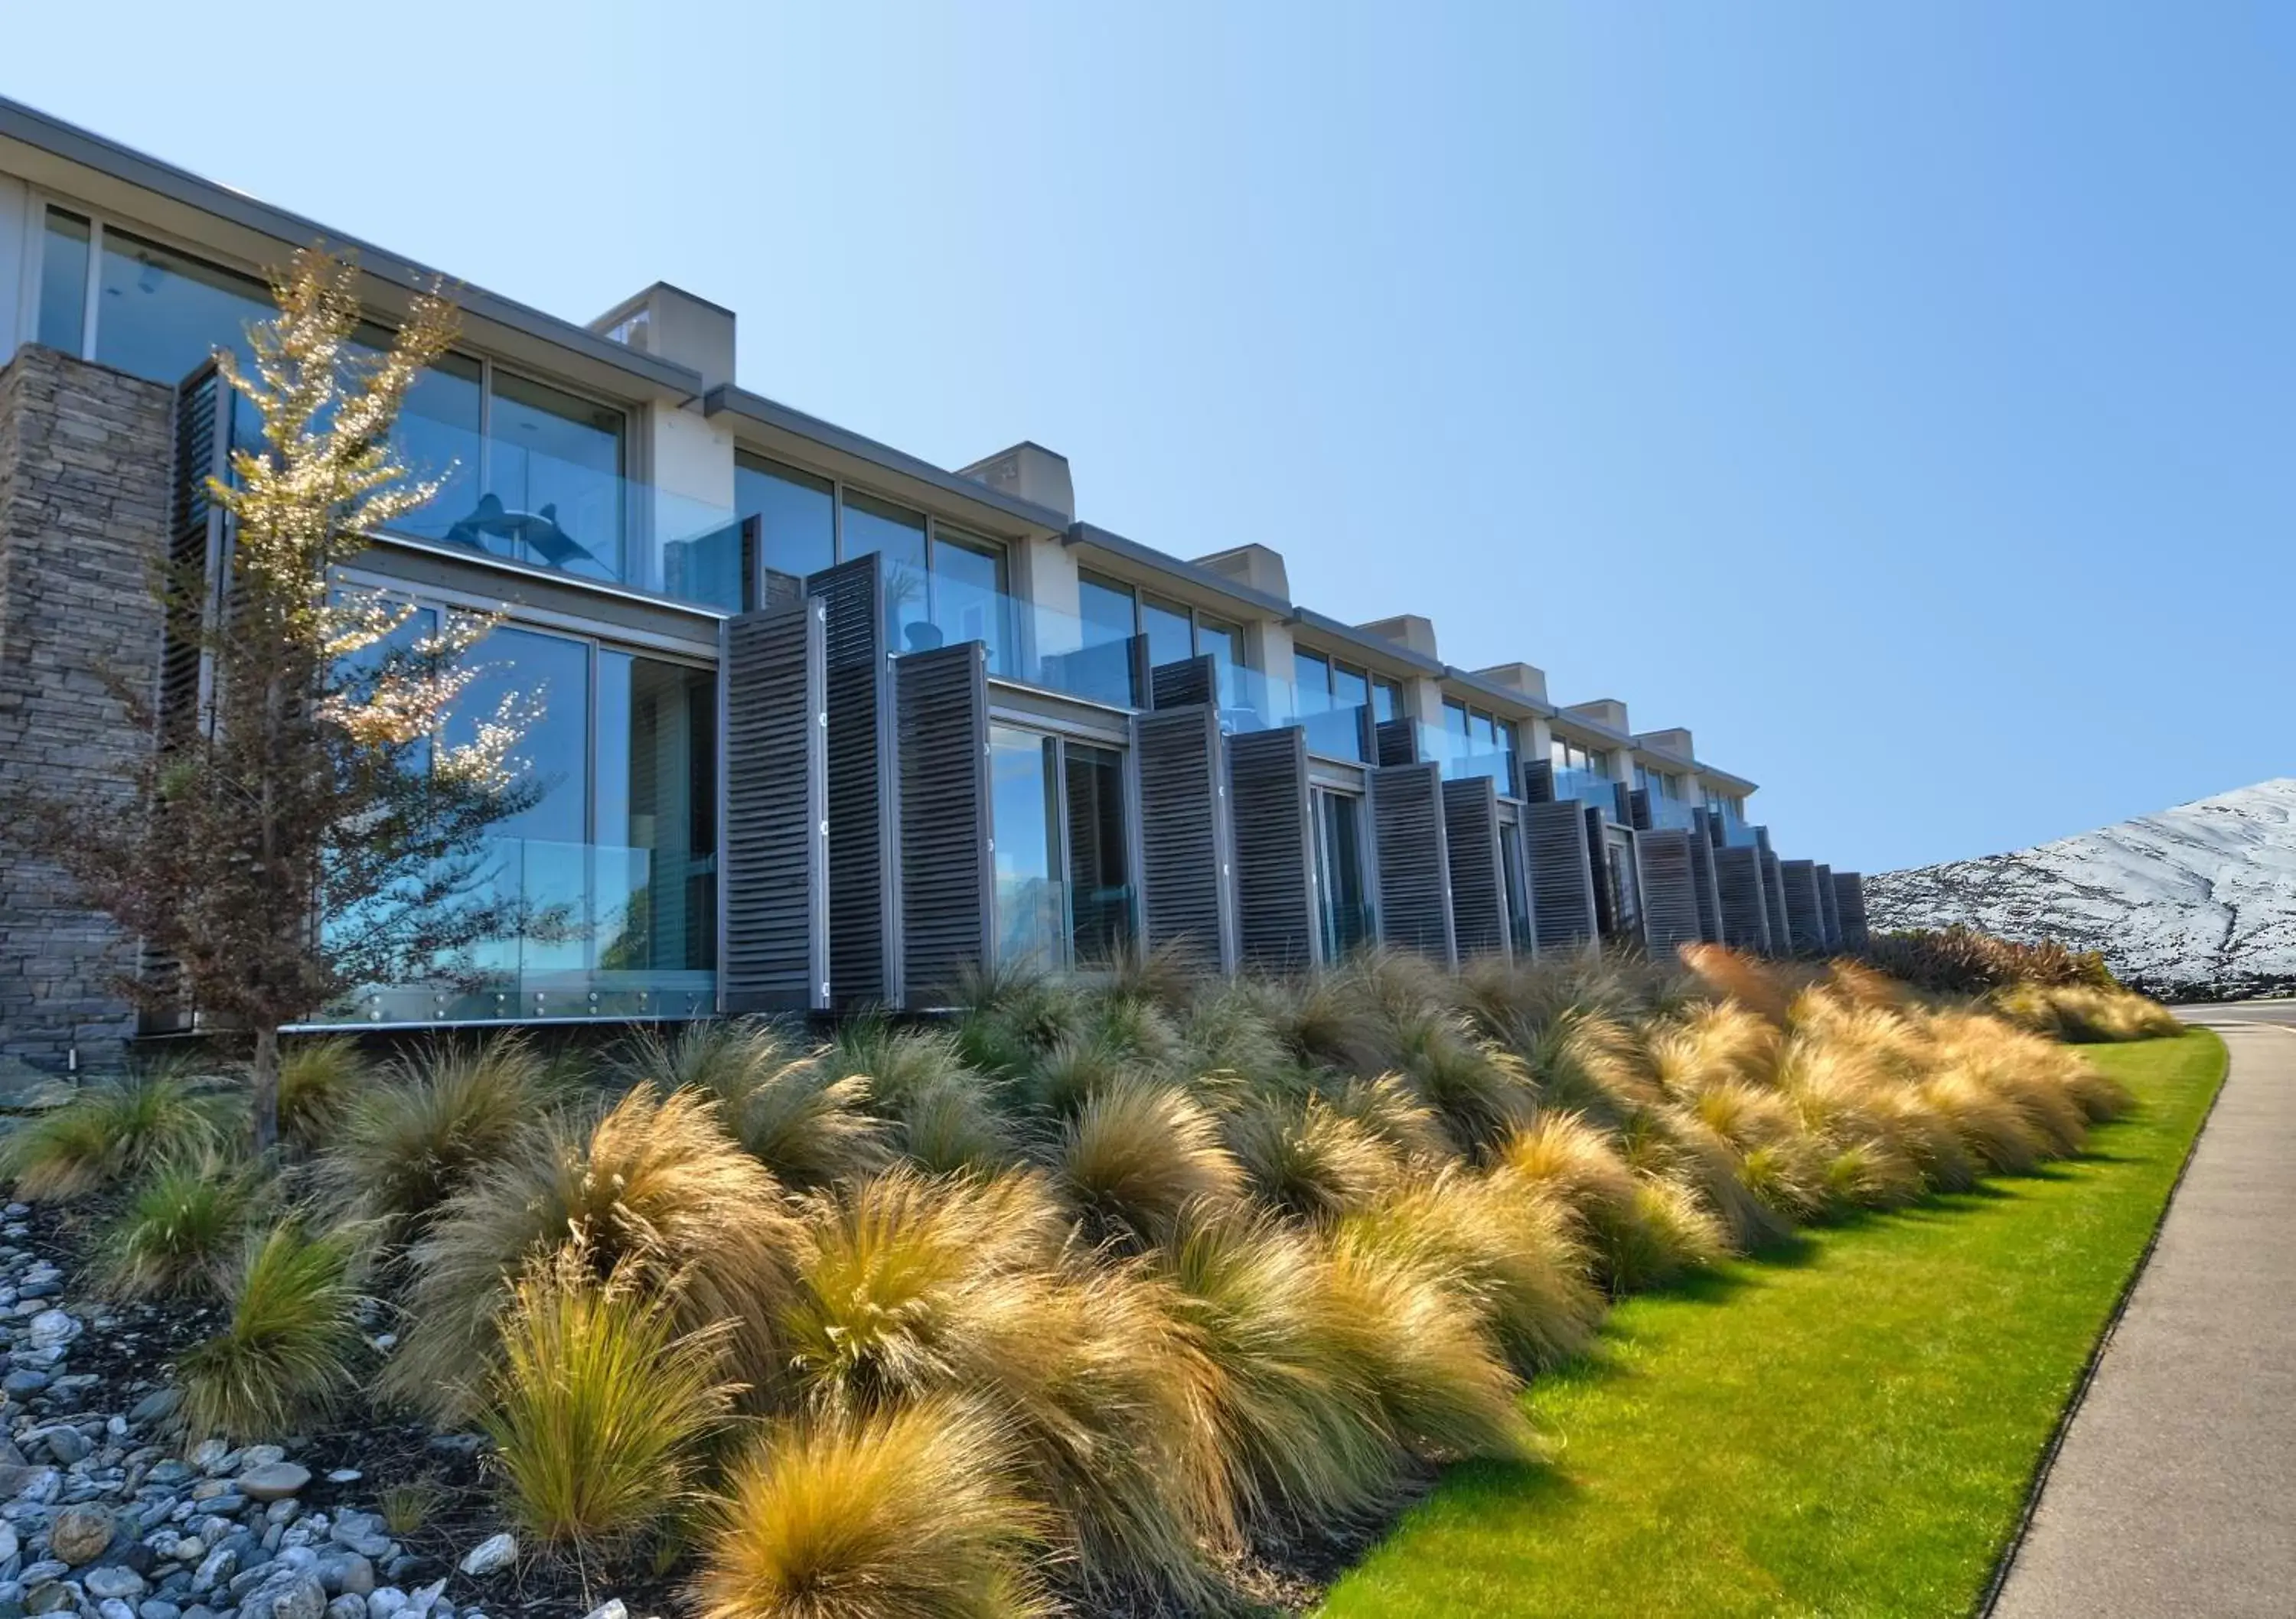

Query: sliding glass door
990;726;1136;971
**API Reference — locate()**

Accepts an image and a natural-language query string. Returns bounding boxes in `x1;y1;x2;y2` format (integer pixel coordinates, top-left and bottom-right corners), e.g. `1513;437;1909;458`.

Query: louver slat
807;557;900;1008
1638;829;1703;954
1833;872;1870;953
1758;837;1791;957
1778;858;1825;956
1687;832;1723;943
1151;653;1217;711
1133;705;1237;972
896;642;993;1008
1374;718;1419;767
1228;727;1319;972
1523;800;1599;952
720;601;828;1011
1714;845;1772;953
1814;862;1842;953
1370;762;1456;964
1442;776;1509;960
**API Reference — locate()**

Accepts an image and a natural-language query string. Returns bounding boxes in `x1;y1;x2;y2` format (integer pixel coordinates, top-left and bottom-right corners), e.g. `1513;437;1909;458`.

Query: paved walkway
1991;1018;2296;1617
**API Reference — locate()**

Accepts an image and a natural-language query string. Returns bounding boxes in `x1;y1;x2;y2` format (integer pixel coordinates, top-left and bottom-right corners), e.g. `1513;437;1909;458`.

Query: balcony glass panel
1554;765;1621;816
735;454;834;605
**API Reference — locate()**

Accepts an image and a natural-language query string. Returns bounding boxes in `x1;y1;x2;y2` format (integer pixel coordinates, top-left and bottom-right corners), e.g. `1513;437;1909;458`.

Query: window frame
1075;567;1255;676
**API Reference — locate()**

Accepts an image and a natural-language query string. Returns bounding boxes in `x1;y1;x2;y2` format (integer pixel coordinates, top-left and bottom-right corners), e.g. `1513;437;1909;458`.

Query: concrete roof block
1474;662;1549;704
1192;543;1290;602
1355;614;1440;661
1565;698;1631;733
589;283;737;393
959;441;1075;523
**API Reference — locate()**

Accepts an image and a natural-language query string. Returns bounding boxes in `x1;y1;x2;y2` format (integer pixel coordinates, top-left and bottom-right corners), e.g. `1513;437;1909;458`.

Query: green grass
1317;1029;2226;1619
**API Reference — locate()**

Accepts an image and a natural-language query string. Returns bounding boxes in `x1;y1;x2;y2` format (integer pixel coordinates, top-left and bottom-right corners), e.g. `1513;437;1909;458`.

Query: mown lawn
1316;1028;2227;1619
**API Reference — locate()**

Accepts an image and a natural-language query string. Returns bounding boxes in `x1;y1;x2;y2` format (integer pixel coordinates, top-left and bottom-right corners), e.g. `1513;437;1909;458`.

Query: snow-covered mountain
1866;779;2296;998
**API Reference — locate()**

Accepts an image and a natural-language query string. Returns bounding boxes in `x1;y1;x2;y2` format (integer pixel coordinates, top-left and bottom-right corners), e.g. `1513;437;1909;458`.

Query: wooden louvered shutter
1133;705;1236;972
1370;762;1456;965
1152;653;1217;711
1814;862;1842;953
1628;787;1654;832
807;557;901;1008
1638;829;1702;953
1759;840;1790;956
158;362;231;752
1442;776;1509;960
1228;727;1318;972
719;600;828;1011
896;642;993;1007
1523;800;1598;951
1521;758;1556;803
1833;872;1870;952
1687;830;1724;943
1778;858;1823;956
1610;781;1632;825
1714;845;1772;954
1374;718;1418;767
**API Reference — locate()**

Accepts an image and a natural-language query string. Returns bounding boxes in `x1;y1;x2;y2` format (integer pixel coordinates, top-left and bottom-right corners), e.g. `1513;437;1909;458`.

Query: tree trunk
250;1023;281;1155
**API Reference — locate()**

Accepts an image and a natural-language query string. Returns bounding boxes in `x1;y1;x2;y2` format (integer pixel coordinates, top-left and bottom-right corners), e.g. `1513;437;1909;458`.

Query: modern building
0;97;1867;1070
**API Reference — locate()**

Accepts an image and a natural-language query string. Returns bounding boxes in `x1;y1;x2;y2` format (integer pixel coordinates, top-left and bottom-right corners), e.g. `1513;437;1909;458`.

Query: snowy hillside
1866;779;2296;998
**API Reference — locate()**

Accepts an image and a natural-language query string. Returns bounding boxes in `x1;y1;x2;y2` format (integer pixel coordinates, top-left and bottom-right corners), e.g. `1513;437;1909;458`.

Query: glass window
1195;617;1242;679
375;340;485;549
1372;677;1403;724
595;653;716;979
478;370;625;585
447;627;590;848
35;208;90;353
990;726;1062;969
735;454;834;606
843;490;931;648
1316;790;1371;959
1500;822;1531;953
1065;742;1133;966
93;225;272;386
1445;698;1472;741
931;526;1011;673
1077;570;1136;647
1140;595;1194;671
1294;650;1333;712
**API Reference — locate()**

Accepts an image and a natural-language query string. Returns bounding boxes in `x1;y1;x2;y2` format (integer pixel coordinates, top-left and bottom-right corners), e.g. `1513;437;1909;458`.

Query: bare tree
17;249;548;1149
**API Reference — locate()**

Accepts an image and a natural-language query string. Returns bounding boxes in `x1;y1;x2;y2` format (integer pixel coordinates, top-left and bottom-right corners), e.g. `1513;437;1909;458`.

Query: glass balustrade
1644;793;1701;832
312;837;718;1026
1554;766;1623;817
1714;803;1762;846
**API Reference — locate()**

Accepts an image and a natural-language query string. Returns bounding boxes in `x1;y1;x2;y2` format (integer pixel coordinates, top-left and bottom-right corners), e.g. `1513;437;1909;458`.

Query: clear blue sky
9;2;2291;873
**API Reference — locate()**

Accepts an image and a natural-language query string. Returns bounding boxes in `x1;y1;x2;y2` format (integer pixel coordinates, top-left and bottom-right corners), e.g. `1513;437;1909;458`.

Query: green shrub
1;1069;232;1200
178;1219;364;1441
693;1397;1048;1619
1867;924;2119;995
321;1035;554;1236
481;1249;736;1552
278;1035;366;1152
97;1155;268;1298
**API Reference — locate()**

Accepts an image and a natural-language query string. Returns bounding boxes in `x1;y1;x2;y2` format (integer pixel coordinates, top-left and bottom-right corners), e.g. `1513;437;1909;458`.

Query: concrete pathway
1991;1018;2296;1617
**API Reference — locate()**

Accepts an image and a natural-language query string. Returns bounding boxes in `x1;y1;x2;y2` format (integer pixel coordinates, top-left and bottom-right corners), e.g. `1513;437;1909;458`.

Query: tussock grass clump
1224;1092;1402;1222
638;1021;891;1190
1498;1112;1724;1290
1054;1079;1244;1249
1339;1168;1603;1376
321;1035;555;1238
278;1035;366;1152
482;1249;738;1553
1;1069;231;1201
1994;982;2183;1044
1159;1211;1401;1526
97;1155;268;1299
178;1218;364;1441
389;1085;804;1425
693;1397;1048;1619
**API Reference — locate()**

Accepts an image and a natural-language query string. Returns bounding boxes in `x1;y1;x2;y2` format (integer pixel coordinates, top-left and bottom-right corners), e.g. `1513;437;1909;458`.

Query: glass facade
92;224;272;385
1315;790;1372;959
1440;696;1517;787
320;617;716;1024
735;454;837;605
988;726;1133;969
35;209;90;353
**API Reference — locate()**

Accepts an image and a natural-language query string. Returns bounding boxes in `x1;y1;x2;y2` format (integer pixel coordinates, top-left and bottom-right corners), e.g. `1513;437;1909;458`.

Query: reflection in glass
1501;823;1532;953
736;454;834;606
37;209;90;353
932;528;1011;674
1064;743;1133;965
1141;595;1193;671
1316;790;1371;960
361;335;483;548
990;727;1063;968
1604;829;1641;934
595;653;717;981
93;226;272;386
843;490;931;649
467;371;625;583
1069;572;1143;707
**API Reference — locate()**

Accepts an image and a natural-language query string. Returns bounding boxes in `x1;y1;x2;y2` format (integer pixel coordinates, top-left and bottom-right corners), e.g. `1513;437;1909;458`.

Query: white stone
24;1311;77;1349
455;1533;515;1578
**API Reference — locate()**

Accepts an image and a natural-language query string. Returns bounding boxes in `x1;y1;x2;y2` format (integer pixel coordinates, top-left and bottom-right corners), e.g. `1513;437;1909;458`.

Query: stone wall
0;346;174;1072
